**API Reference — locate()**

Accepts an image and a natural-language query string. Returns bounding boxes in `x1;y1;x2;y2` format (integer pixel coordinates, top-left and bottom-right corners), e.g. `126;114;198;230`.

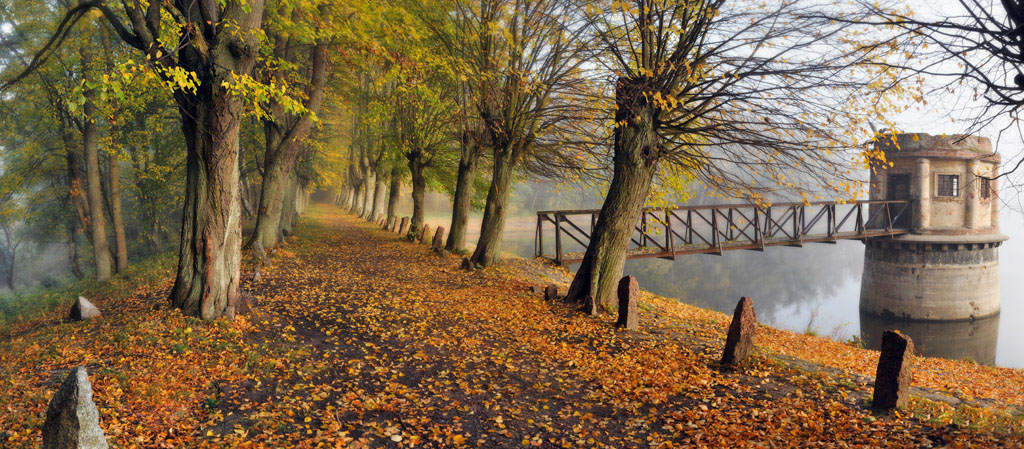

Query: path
210;205;1012;447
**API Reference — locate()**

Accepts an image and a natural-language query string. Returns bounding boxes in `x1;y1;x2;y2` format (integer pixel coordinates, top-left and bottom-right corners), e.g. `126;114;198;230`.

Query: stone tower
861;133;1006;321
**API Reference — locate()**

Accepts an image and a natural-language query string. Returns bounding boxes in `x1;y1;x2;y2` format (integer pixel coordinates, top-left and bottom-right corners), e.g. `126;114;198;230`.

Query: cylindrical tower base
860;236;1004;321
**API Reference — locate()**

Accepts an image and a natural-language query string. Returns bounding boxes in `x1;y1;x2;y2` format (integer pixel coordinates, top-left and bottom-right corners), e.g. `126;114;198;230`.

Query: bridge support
860;236;1003;320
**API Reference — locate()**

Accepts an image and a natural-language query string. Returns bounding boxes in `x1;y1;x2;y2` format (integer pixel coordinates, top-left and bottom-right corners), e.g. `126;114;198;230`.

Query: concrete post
915;158;931;231
966;159;979;230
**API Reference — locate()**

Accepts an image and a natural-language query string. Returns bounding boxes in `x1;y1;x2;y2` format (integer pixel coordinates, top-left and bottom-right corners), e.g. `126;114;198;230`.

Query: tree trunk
65;150;93;248
361;171;375;218
2;255;12;290
369;174;386;220
107;152;129;272
66;220;84;279
0;230;13;290
250;42;327;248
446;138;482;253
169;83;253;319
251;156;290;248
296;188;309;215
354;180;366;214
409;158;427;237
82;80;113;282
280;172;299;235
565;103;660;310
386;166;401;222
343;186;354;209
470;149;514;267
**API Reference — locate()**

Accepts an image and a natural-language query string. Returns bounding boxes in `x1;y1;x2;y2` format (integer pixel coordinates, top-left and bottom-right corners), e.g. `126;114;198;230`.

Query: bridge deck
535;200;912;265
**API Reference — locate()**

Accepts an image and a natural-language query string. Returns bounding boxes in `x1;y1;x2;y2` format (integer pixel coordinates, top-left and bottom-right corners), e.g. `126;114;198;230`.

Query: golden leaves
1;204;1021;448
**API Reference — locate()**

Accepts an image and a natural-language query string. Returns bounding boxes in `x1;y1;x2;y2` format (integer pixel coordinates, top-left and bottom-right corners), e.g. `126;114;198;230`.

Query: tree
78;27;114;281
456;0;592;267
565;0;909;309
249;1;330;250
5;0;269;318
390;60;457;237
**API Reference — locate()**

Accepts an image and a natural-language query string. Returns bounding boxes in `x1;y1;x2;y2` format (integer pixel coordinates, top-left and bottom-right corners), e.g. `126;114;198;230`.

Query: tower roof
873;133;999;162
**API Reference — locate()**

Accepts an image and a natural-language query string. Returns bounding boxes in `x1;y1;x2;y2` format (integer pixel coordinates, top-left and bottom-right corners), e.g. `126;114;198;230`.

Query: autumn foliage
0;204;1022;448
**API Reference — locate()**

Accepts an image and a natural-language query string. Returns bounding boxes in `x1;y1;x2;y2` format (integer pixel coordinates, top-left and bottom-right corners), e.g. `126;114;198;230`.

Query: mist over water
434;181;1024;369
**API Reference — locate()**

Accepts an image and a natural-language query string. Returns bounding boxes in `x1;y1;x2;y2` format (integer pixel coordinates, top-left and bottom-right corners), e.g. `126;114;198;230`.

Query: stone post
615;276;639;330
431;227;445;252
721;297;756;368
42;367;109;449
420;224;432;244
544;284;558;301
398;217;410;236
872;330;914;410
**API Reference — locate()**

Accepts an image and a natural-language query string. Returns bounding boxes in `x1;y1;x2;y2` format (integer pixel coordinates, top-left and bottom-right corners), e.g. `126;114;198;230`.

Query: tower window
981;177;991;199
937;174;959;197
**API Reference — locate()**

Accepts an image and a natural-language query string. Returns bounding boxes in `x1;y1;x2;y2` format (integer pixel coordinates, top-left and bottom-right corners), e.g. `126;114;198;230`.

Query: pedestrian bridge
534;200;912;265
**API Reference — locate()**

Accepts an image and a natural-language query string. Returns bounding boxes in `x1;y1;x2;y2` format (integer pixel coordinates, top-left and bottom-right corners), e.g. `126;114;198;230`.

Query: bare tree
434;0;595;267
834;0;1024;203
565;0;908;309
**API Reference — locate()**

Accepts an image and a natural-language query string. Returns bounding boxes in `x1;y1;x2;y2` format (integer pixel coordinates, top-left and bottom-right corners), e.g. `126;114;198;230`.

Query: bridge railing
535;200;912;264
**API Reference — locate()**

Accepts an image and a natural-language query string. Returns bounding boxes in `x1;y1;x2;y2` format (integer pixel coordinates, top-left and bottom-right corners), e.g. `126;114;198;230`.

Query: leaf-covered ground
1;204;1022;448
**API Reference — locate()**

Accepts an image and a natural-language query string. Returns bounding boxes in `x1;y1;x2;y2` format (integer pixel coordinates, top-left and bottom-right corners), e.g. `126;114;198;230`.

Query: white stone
69;297;101;321
42;367;109;449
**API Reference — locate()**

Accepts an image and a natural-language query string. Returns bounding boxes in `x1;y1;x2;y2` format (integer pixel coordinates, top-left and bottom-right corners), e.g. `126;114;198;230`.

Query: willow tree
408;1;490;253
565;0;909;309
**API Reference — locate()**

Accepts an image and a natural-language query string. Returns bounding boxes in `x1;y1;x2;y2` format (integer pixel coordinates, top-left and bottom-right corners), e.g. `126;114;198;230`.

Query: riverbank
0;203;1021;447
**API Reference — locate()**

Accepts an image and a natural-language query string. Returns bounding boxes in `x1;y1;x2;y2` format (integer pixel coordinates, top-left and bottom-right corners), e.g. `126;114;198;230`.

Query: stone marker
544;284;558;301
460;257;473;270
399;217;410;236
252;266;263;283
720;297;756;368
420;224;432;244
616;276;639;330
872;330;915;410
387;216;396;231
43;367;109;449
431;227;445;252
69;297;101;322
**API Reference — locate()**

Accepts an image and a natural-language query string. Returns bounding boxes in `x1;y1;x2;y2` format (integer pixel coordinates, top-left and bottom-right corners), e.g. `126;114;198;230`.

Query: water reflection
501;222;1017;367
508;234;864;329
860;312;999;365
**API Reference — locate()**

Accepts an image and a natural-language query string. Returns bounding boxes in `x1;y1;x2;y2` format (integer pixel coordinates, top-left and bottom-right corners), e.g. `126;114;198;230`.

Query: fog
410;176;1024;369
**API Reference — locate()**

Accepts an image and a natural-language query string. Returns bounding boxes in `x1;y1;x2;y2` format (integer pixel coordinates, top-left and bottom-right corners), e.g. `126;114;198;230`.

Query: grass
0;250;176;333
